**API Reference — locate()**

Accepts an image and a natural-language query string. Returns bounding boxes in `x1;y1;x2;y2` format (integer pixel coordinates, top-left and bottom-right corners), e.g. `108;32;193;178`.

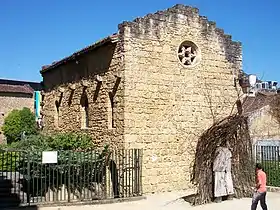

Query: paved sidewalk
38;191;280;210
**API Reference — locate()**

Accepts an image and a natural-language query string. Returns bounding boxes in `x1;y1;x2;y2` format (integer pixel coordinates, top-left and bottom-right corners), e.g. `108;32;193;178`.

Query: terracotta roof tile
0;84;34;95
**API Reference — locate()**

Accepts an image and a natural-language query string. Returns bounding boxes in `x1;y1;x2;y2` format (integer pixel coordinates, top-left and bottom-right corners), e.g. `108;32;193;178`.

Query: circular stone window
177;41;201;67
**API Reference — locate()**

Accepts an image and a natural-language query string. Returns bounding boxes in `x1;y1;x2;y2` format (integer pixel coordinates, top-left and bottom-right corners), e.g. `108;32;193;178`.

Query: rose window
177;41;201;67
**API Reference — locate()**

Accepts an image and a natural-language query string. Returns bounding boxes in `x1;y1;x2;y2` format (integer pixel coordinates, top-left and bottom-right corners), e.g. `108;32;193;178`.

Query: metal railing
254;145;280;187
0;149;142;206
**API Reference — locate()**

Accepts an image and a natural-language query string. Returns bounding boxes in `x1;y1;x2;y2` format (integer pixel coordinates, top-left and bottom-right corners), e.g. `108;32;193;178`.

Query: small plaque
42;151;58;164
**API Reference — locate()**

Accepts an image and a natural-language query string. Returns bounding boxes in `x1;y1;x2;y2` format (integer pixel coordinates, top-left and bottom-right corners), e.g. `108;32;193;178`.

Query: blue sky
0;0;279;82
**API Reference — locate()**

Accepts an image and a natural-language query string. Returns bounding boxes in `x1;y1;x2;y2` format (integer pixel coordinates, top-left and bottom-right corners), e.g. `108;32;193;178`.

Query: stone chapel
40;4;243;193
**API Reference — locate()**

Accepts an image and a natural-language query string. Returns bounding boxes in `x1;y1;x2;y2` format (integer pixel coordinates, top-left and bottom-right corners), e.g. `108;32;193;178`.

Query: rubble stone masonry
41;40;125;148
41;5;243;193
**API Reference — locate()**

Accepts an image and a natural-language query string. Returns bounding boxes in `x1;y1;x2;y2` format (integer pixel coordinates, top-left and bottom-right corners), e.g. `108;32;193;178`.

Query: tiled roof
40;34;119;73
242;92;276;114
0;79;42;91
0;84;34;95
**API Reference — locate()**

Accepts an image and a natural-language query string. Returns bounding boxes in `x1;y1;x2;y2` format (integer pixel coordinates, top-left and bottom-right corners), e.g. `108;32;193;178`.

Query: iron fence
254;145;280;187
0;149;142;206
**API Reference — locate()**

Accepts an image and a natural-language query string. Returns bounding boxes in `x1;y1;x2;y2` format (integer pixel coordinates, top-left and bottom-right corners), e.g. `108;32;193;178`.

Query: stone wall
118;4;242;193
248;105;280;143
41;41;126;148
0;94;34;143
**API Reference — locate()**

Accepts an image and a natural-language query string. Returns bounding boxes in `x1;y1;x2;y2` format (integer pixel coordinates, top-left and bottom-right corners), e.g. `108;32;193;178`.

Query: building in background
0;79;42;143
242;91;280;142
239;73;279;97
240;74;280;146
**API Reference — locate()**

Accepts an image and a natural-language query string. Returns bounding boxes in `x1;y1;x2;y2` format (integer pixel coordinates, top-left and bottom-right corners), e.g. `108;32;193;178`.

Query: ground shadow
3;206;38;210
181;193;238;206
0;174;38;210
181;193;197;205
0;176;21;208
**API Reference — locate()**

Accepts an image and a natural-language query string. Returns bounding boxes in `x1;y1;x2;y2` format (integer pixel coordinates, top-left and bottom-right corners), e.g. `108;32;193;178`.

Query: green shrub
262;161;280;187
47;132;95;151
1;132;109;194
16;133;107;195
8;134;51;151
0;151;20;172
5;132;96;151
2;107;37;144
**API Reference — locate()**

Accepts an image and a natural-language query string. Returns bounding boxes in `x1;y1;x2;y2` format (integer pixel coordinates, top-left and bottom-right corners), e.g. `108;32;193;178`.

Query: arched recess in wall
54;100;60;128
80;91;89;128
108;92;115;129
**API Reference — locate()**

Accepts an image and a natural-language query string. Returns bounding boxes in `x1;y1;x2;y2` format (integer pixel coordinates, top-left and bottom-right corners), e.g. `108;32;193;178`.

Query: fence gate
0;149;142;207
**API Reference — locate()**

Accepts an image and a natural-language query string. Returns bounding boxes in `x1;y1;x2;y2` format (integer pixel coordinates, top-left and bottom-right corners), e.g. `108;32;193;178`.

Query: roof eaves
40;34;119;74
242;92;276;115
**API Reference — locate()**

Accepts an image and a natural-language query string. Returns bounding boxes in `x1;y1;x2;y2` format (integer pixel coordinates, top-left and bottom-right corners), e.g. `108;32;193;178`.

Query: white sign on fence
42;151;58;164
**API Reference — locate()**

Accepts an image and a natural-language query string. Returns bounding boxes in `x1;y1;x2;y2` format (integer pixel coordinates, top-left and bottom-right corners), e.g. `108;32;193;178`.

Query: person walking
251;163;268;210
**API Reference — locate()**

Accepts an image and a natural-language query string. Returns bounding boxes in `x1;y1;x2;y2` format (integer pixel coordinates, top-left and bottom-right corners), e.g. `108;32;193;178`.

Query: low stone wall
267;186;280;192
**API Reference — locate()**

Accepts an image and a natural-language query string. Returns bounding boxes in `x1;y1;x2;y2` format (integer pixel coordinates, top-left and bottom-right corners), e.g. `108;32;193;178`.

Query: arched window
80;92;89;128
